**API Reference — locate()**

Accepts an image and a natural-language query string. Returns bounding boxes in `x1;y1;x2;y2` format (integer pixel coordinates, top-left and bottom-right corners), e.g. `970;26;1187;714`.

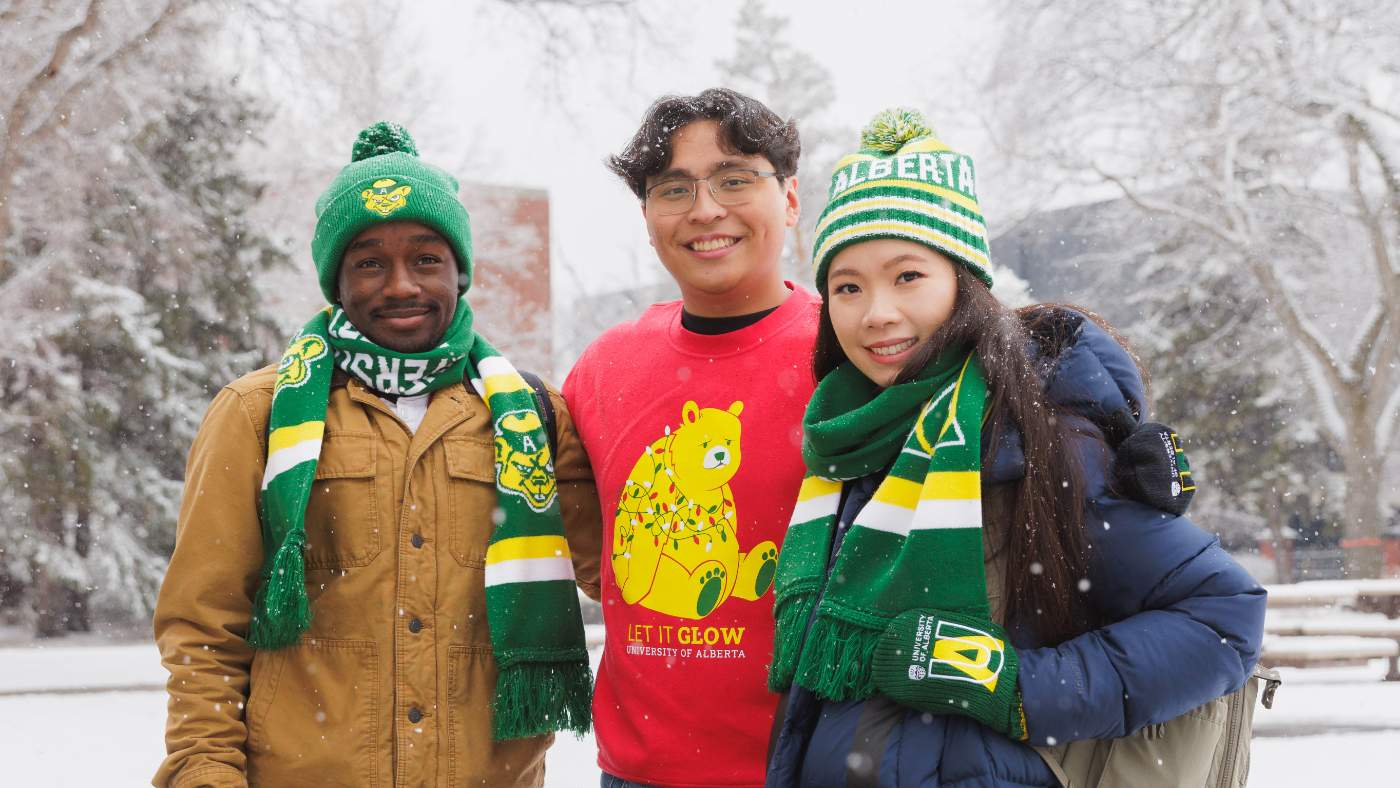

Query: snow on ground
0;641;604;787
1;643;1398;786
0;643;165;693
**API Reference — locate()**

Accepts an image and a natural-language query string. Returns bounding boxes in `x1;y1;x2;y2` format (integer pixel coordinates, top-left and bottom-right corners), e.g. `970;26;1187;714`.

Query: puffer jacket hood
985;307;1145;489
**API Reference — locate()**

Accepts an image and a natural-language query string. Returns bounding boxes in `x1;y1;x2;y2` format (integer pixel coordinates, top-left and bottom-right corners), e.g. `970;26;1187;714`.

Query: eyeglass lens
646;170;767;215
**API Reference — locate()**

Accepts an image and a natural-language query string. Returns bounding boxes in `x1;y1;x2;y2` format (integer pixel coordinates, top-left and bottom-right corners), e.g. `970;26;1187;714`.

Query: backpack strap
518;370;559;459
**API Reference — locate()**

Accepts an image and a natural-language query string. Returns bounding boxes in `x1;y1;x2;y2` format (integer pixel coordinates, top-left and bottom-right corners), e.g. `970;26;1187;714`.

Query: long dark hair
814;267;1097;645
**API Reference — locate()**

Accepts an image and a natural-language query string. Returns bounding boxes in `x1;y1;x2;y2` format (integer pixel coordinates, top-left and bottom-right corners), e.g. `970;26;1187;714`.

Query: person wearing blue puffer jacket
764;109;1265;788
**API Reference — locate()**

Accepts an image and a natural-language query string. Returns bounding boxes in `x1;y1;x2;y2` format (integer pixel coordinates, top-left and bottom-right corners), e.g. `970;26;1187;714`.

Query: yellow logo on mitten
927;618;1006;692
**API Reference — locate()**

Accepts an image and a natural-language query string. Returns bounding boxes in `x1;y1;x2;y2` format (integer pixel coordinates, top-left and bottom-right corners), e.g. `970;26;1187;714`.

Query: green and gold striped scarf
769;351;991;700
250;299;591;739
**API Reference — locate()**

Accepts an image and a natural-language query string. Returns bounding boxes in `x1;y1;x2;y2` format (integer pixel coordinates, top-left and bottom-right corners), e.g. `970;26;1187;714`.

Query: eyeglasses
644;168;782;215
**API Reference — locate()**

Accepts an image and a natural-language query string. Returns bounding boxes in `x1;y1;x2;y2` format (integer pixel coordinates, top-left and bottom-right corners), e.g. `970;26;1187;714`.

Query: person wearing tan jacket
153;123;602;788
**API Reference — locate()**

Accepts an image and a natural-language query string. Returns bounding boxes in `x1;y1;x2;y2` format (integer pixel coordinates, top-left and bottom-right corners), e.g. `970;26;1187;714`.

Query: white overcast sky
389;0;1000;299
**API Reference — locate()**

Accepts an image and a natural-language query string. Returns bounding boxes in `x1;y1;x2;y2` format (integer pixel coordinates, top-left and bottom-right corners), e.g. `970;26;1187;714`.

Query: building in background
464;184;552;376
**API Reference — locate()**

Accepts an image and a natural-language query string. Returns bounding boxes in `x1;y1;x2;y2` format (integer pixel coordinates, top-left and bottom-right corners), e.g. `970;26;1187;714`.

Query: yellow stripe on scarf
868;472;980;508
790;476;844;527
262;420;326;491
473;355;532;401
922;471;981;500
483;372;530;400
873;475;922;510
798;476;843;501
487;534;572;564
268;420;325;454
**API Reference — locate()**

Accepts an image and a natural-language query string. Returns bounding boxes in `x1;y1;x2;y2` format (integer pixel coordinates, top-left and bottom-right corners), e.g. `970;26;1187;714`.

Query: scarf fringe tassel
249;535;311;650
768;591;816;692
793;614;881;701
493;661;594;740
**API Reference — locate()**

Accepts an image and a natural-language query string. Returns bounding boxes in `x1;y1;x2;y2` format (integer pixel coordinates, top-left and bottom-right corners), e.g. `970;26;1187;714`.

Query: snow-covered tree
0;2;286;635
1131;229;1340;543
984;0;1400;573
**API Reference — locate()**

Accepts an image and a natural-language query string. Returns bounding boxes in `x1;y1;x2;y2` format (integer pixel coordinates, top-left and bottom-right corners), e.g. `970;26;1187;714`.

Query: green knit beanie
811;108;992;293
311;122;474;302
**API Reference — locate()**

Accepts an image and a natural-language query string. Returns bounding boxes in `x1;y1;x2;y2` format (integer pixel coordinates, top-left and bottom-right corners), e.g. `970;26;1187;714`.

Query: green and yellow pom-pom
860;108;935;153
351;121;419;162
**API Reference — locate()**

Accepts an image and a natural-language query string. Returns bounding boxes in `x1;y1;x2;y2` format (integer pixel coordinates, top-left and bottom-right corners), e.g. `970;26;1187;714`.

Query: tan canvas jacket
153;365;603;788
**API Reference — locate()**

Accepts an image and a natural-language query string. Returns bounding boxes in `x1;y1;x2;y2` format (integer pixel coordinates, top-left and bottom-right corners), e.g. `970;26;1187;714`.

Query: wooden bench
1262;621;1400;680
1262;581;1400;680
1265;579;1400;612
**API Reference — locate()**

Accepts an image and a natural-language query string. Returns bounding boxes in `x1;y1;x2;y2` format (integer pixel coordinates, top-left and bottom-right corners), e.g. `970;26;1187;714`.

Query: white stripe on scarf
485;556;577;587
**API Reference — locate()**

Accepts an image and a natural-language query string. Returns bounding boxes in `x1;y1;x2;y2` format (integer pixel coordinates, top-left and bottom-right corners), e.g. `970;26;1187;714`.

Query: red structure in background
462;184;553;377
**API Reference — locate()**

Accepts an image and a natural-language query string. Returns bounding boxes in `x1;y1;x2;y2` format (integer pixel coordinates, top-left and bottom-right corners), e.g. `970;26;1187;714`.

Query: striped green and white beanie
811;108;992;292
312;122;474;301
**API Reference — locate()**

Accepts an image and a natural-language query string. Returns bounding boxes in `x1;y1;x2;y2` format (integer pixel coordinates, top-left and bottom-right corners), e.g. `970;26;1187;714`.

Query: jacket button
408;618;422;633
408;707;423;723
411;533;424;548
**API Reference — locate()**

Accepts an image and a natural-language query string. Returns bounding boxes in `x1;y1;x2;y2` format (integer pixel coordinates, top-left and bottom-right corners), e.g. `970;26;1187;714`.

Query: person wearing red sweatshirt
563;88;818;788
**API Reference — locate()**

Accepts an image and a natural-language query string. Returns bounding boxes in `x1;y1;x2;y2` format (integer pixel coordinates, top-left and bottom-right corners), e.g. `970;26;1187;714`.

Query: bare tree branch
1242;246;1354;383
1091;165;1247;246
22;1;189;139
0;0;99;266
1352;114;1400;218
0;2;96;136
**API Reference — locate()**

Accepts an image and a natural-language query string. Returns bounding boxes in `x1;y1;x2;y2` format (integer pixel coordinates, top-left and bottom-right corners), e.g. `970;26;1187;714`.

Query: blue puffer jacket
766;311;1267;788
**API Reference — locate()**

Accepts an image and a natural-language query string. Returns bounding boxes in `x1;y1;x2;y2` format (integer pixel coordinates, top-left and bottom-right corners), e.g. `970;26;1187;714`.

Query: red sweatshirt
563;286;819;787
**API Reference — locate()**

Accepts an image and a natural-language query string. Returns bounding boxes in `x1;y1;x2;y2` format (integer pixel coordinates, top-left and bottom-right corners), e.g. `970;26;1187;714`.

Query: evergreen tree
0;80;286;636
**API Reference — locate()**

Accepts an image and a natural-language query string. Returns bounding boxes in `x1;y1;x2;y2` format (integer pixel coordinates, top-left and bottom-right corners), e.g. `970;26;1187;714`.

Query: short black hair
607;87;801;200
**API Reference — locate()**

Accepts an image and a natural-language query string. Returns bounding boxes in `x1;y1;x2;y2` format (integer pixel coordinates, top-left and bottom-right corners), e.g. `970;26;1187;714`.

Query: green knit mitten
871;609;1027;740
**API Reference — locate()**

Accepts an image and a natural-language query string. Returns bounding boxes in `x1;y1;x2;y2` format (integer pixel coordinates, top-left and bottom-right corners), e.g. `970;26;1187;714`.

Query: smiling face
642;120;799;316
336;221;459;352
826;238;960;387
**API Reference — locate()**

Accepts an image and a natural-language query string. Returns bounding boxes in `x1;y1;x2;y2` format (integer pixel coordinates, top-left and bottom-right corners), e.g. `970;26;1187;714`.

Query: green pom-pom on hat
351;121;419;161
860;108;935;153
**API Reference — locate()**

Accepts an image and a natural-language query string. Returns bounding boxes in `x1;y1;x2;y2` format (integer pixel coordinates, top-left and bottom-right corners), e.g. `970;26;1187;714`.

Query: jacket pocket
444;436;497;567
244;649;286;749
246;638;380;787
303;433;382;568
447;645;550;787
1049;694;1229;788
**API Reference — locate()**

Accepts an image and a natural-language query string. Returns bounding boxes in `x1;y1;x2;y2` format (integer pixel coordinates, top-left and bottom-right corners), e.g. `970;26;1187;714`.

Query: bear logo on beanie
360;178;412;217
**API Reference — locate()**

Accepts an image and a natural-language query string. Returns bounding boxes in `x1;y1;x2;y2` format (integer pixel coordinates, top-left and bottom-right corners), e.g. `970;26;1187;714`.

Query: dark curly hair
607;87;801;200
